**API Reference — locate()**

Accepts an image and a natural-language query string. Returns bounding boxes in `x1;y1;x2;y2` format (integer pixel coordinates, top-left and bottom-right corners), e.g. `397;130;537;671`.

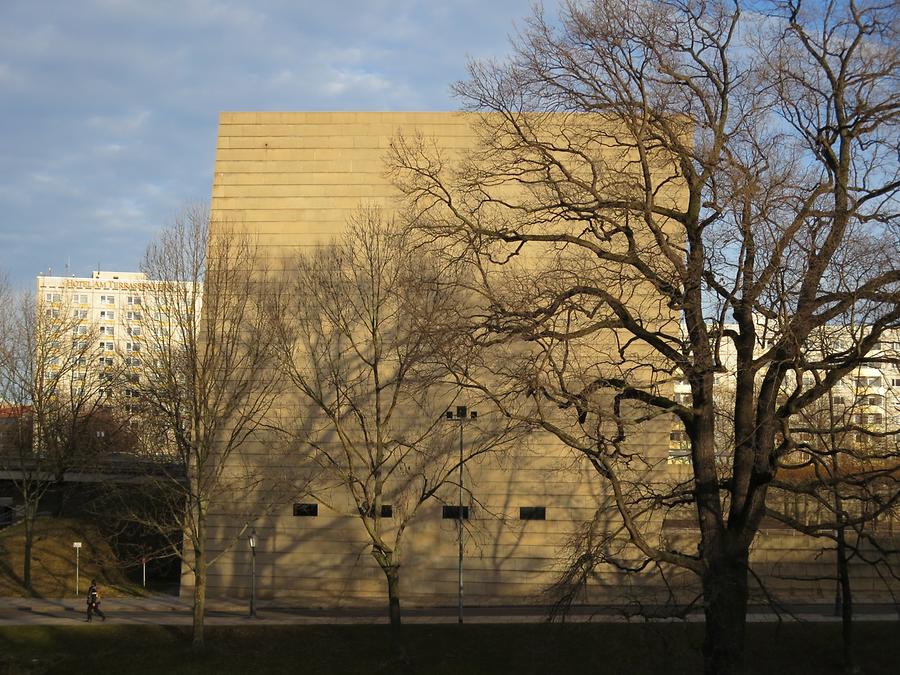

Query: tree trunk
23;502;35;592
385;565;402;629
835;528;855;673
702;547;749;675
191;545;207;649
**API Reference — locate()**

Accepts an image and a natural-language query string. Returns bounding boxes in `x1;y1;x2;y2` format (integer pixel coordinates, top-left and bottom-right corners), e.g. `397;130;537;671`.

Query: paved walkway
0;596;897;626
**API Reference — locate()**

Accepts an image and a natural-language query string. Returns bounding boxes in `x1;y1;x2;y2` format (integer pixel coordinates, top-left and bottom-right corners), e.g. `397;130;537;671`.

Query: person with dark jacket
86;580;106;622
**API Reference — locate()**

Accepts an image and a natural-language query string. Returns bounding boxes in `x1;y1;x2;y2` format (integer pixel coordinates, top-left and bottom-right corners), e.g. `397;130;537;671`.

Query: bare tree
771;331;900;671
268;208;517;629
389;1;899;673
0;286;120;591
133;204;285;647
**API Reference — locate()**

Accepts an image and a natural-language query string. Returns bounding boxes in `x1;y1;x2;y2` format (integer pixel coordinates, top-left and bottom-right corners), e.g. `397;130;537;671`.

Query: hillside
0;517;142;598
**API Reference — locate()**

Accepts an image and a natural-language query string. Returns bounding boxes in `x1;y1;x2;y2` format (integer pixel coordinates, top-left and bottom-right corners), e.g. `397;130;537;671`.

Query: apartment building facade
37;271;150;397
33;270;197;460
668;327;900;463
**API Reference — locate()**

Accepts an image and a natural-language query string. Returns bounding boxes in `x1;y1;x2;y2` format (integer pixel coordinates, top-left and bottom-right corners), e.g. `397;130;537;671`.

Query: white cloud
91;0;267;31
90;196;149;232
322;69;392;97
87;110;151;136
95;143;127;156
27;172;83;198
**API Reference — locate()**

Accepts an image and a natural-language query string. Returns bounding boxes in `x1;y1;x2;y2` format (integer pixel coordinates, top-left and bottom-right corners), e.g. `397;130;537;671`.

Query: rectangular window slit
442;505;469;520
293;503;318;517
519;506;546;521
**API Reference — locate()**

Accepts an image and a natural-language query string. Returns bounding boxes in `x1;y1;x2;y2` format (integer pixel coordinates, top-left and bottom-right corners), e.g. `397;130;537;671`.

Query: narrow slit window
519;506;546;521
293;503;318;517
442;505;469;520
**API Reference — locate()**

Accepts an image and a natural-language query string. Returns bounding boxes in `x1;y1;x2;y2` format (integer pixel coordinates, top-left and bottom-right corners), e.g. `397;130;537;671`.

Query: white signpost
73;542;82;595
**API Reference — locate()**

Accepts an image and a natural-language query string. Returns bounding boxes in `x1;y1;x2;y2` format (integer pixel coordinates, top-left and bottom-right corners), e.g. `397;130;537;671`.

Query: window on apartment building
126;342;140;352
127;311;142;321
126;374;140;384
100;310;115;320
45;308;59;318
519;506;546;521
293;503;318;517
100;326;114;336
864;395;883;406
76;356;86;366
125;357;142;367
128;326;141;336
73;340;87;349
857;376;883;387
127;295;142;306
75;294;88;304
73;325;87;336
442;505;470;520
73;309;88;319
101;341;114;351
72;371;85;381
832;396;845;405
98;356;113;366
892;378;900;387
45;293;62;303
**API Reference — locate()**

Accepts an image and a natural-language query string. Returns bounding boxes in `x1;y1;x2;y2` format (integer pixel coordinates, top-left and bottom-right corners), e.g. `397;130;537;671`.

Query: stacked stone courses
200;112;898;609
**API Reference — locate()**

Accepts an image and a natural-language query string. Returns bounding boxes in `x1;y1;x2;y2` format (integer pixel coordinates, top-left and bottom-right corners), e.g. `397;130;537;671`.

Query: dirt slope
0;517;140;597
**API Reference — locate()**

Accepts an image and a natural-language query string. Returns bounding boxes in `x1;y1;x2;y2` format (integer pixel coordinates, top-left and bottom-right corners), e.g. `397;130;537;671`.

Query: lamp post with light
445;404;477;624
248;528;257;618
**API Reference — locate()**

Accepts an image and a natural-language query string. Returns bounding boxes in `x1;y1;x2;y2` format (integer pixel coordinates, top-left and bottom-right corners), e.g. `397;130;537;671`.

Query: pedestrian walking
86;579;106;622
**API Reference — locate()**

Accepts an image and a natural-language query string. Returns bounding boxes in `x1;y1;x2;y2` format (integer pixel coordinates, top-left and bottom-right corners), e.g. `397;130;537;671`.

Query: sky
0;0;556;290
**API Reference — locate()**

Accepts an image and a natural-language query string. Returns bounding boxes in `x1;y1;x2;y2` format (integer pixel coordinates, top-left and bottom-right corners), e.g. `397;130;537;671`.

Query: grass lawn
0;622;897;674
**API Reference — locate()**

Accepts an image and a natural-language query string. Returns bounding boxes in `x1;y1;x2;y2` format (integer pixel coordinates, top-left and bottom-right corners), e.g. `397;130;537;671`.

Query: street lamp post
73;542;82;596
445;404;477;624
248;528;257;618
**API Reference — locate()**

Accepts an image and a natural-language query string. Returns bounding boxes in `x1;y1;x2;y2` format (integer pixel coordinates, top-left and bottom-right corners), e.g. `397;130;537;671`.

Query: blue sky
0;0;553;289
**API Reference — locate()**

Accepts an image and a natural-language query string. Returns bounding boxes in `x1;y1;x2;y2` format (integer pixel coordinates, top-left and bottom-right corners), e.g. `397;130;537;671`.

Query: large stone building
201;112;898;610
200;112;668;607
